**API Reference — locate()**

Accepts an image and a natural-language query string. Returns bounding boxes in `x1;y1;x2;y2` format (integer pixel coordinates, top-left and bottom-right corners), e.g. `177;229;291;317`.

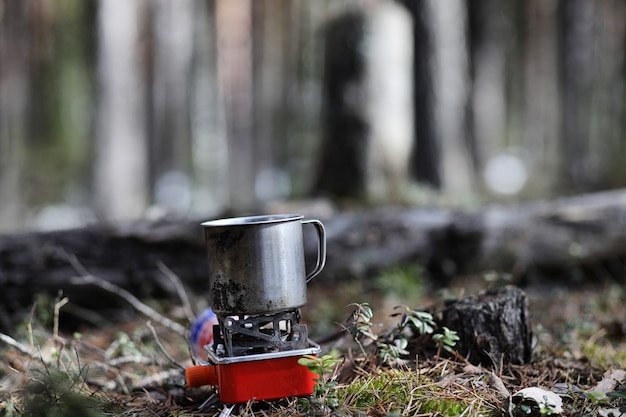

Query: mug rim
201;214;304;227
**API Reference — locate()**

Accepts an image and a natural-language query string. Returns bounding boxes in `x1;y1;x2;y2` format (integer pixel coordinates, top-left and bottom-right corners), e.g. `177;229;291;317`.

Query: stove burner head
212;309;309;357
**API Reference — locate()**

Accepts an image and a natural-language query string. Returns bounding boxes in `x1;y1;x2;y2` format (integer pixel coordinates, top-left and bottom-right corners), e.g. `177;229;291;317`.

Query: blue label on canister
190;308;219;358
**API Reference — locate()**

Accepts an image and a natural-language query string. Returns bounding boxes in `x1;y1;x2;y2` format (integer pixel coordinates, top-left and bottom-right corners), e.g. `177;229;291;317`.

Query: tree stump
440;286;532;366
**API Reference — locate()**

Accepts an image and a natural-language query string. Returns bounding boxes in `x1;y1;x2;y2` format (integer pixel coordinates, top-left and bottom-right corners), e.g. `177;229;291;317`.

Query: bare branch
70;273;186;336
157;261;196;323
0;332;34;357
62;251;186;335
146;320;185;371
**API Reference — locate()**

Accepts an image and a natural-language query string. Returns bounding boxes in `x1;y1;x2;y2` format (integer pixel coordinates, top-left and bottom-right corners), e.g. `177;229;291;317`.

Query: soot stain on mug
210;229;246;252
211;279;247;313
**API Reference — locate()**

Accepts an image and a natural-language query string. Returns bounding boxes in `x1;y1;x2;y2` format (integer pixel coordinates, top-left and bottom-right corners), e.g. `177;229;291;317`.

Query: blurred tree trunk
401;0;440;188
313;9;369;200
428;0;474;193
581;1;626;190
557;1;626;193
522;0;560;197
95;0;149;222
0;1;28;231
284;0;328;196
557;0;595;192
465;0;510;186
216;0;255;210
313;2;414;202
595;2;626;189
148;0;195;213
189;0;230;215
251;0;292;201
28;1;95;217
365;1;414;202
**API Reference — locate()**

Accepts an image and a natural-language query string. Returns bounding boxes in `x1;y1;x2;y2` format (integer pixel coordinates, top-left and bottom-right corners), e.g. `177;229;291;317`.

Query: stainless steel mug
202;214;326;315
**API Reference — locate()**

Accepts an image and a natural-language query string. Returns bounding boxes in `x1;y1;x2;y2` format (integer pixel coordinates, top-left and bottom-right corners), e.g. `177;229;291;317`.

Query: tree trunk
313;2;414;202
148;0;195;214
440;286;532;365
428;0;474;193
95;0;149;222
557;0;594;192
313;9;369;200
0;1;28;232
401;0;440;188
216;0;255;210
189;0;230;216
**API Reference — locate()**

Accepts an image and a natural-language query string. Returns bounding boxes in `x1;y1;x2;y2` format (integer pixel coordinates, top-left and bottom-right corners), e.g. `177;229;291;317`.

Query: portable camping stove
185;214;326;414
186;309;320;404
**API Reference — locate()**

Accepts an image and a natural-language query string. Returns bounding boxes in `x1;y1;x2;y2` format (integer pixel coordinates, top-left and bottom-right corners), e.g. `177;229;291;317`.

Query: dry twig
61;250;186;336
146;320;185;371
157;261;196;323
69;273;185;336
0;332;33;356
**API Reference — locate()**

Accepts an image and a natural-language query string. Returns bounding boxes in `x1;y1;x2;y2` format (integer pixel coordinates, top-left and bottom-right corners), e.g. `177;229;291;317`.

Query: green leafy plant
377;338;409;365
345;302;378;355
586;390;609;405
375;305;459;365
432;326;460;353
298;353;341;415
394;306;436;335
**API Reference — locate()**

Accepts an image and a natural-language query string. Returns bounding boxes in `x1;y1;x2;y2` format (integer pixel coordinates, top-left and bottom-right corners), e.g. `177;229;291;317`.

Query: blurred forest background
2;0;626;233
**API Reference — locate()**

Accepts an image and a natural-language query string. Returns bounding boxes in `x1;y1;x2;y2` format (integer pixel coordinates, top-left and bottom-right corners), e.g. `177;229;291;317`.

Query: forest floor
1;273;625;416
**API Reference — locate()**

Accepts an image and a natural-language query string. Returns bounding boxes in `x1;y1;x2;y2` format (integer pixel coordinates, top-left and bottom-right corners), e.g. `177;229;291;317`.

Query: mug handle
302;219;326;282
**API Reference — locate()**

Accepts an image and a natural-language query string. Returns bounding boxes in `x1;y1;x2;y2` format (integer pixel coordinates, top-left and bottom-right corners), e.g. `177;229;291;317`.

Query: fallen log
0;219;208;317
320;188;626;285
1;189;626;323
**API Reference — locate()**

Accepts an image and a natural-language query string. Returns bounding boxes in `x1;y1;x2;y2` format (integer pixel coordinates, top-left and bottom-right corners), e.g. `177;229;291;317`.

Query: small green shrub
298;353;342;414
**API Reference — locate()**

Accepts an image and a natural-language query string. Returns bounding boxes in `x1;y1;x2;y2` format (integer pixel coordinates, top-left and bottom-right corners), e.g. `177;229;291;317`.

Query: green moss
338;369;413;413
417;398;469;415
336;368;480;416
581;339;626;369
